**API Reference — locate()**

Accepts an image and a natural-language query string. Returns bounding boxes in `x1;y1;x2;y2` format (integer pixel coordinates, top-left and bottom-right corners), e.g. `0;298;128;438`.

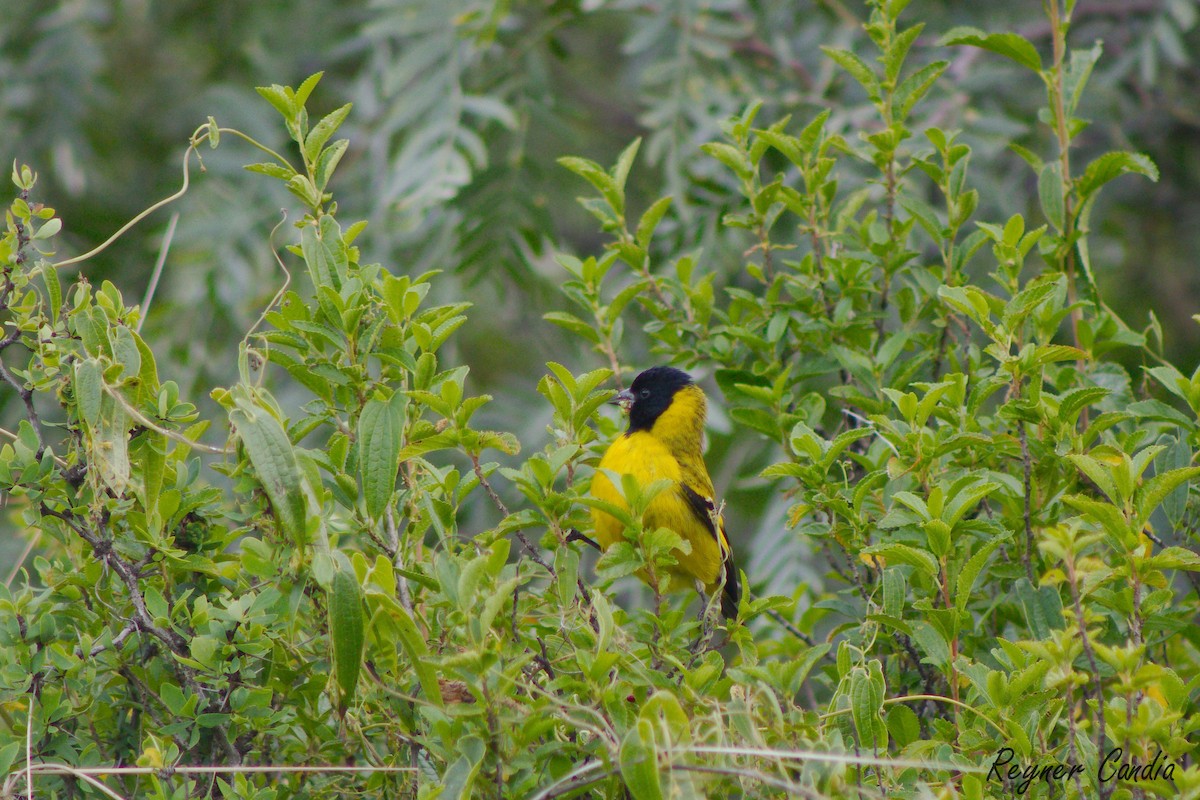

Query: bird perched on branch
579;366;740;619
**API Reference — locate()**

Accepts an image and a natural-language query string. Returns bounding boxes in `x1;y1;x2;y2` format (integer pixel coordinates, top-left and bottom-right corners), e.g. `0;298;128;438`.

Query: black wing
680;483;741;619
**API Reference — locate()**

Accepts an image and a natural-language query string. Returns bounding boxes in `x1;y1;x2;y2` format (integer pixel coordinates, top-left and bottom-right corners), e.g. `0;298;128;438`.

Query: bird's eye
639;389;651;399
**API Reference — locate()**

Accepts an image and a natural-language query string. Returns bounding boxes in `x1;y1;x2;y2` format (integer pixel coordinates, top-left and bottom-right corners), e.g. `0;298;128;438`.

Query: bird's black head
622;366;694;432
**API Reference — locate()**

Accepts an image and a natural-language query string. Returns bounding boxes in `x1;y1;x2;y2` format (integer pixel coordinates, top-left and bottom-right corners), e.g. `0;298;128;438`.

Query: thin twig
672;764;826;799
1066;551;1109;800
54;146;196;271
470;452;555;576
0;425;69;468
4;528;41;587
242;211;292;345
102;383;228;455
39;504;241;764
820;694;1007;739
41;506;183;652
0;330;45;455
1064;683;1087;798
26;694;33;800
137;212;178;333
764;608;815;645
1019;424;1035;583
86;623;137;659
386;506;414;614
22;763;417;777
528;759;607;800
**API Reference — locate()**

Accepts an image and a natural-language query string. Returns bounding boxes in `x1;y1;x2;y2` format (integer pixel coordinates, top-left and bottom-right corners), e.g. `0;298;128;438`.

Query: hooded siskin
590;366;740;618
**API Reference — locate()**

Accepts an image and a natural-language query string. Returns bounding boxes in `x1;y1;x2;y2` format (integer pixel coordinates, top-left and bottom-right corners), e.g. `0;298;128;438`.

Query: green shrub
2;2;1199;799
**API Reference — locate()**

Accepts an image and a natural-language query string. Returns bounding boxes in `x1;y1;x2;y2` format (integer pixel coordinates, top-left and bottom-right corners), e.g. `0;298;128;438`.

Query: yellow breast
591;431;680;548
590;428;723;588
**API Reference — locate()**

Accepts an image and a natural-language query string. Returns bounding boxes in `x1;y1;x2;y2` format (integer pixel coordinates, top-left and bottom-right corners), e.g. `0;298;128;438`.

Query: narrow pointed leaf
359;391;406;519
231;393;306;547
330;565;365;711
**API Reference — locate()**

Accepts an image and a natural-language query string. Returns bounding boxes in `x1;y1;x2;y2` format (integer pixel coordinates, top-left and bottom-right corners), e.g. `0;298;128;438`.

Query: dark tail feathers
720;551;741;620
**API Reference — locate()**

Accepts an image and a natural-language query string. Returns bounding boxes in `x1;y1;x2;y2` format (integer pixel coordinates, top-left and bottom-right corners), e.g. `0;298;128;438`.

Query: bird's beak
610;388;635;412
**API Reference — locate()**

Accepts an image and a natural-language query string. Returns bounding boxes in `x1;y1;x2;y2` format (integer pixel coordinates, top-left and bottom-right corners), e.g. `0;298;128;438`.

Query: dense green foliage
3;1;1200;799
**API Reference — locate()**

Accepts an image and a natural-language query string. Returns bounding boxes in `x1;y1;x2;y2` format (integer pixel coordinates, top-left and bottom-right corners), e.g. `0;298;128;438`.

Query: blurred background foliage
3;0;1200;573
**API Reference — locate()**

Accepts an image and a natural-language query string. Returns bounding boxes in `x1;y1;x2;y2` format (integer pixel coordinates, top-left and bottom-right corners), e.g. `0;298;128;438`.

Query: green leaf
396;432;456;462
1038;162;1065;232
892;60;948;120
75;307;109;357
860;543;940;581
730;406;782;439
608;279;650;324
883;568;906;618
1066;454;1120;505
112;326;142;383
1005;275;1061;323
39;262;61;325
304;102;352;165
138;431;167;532
95;393;131;495
1013;578;1064;639
1077;151;1159;200
910;621;951;667
0;740;21;779
849;662;887;750
472;430;521;456
1126;399;1194;428
75;358;103;430
314;139;349;191
955;533;1011;614
557;156;614;212
612;138;642;200
899;192;942;239
701;142;754;181
1058;387;1111;424
619;718;664;800
885;23;924;83
441;736;485;800
641;690;692;745
1065;42;1103;116
792;109;830;157
944;481;1000;528
130;328;160;403
1144;546;1200;572
822;47;880;98
255;83;295;119
891;490;930;520
359;391;406;519
230;391;306;548
300;215;346;297
1137;466;1200;525
243;162;297;181
329;564;364;711
543;311;601;344
939;27;1043;72
562;140;637;218
1065;494;1136;549
293;72;324;110
938;285;994;328
385;599;443;707
594;540;642;582
635;196;673;249
1032;344;1086;366
886;704;921;748
1145;364;1197;411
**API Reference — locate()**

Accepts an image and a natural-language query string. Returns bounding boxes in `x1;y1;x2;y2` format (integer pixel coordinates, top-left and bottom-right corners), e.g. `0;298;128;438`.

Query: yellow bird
586;366;740;618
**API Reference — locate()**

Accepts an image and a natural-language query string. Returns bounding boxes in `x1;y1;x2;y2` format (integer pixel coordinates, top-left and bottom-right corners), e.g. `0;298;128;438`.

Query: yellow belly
590;432;723;589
